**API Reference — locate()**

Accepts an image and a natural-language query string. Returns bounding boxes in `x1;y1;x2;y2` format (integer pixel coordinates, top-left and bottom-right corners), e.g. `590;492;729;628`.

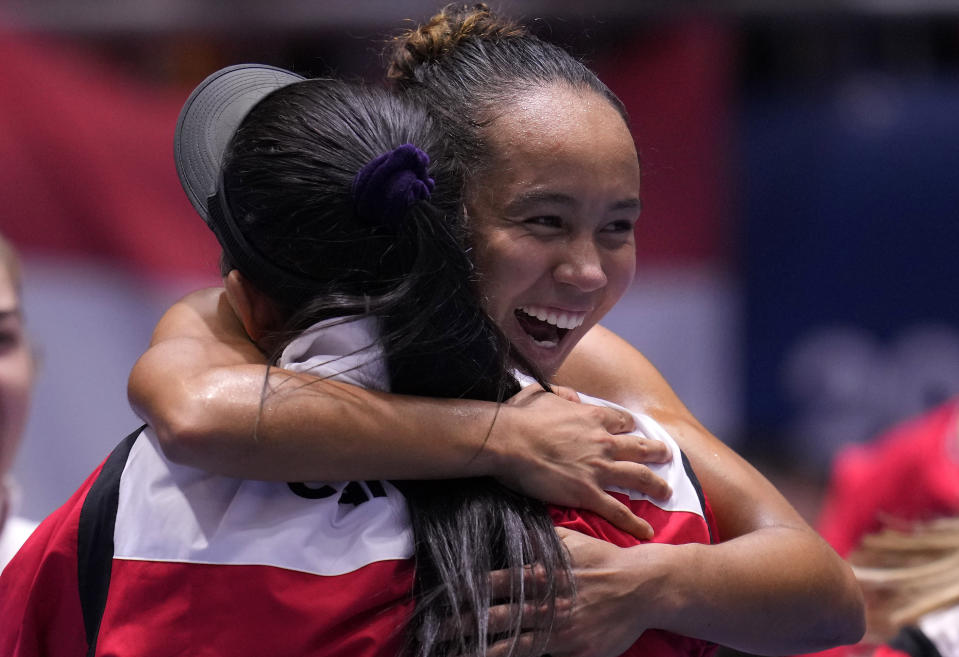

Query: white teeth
531;337;559;348
519;306;585;330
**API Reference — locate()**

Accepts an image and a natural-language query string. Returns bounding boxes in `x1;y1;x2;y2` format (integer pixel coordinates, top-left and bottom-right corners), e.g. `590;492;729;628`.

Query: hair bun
387;3;526;81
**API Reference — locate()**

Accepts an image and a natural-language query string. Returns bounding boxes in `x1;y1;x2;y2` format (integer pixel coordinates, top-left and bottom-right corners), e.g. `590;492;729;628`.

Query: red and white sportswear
0;318;718;657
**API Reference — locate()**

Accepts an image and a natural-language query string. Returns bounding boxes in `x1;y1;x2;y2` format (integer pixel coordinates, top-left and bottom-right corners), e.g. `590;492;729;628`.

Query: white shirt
0;479;38;572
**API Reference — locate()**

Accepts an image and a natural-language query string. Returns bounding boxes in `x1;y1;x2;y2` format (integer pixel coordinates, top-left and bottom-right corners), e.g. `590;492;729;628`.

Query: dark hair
383;5;635;652
387;2;629;180
220;79;565;657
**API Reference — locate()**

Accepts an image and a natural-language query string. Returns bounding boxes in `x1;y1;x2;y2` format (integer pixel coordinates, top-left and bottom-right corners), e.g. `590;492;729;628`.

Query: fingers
595;405;636;435
505;383;548;405
443;571;562;657
612;434;671;464
487;601;556;635
439;601;549;642
488;564;549;601
482;605;559;657
604;462;672;501
579;493;654;541
480;633;539;657
447;631;544;657
553;526;574;541
549;384;581;403
507;383;580;405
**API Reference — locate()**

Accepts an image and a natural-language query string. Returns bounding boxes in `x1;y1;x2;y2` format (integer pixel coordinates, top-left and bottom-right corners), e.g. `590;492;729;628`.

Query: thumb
551;385;581;403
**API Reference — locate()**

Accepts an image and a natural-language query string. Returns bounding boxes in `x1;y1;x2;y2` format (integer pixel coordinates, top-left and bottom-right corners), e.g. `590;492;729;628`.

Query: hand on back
491;384;672;540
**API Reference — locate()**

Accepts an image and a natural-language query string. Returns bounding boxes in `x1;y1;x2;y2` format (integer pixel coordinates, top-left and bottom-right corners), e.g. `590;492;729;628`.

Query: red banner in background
0;20;734;279
0;30;220;279
594;20;734;267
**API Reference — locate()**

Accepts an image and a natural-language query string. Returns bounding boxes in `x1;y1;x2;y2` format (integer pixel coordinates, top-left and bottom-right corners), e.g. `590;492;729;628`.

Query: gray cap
173;63;305;224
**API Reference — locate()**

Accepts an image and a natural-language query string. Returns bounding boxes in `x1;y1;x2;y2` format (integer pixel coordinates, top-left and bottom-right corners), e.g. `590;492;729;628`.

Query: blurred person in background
843;516;958;657
818;398;959;558
0;232;36;571
800;400;959;657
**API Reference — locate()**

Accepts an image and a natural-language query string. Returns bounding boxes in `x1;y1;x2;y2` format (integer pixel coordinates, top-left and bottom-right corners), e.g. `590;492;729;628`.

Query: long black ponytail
220;78;567;656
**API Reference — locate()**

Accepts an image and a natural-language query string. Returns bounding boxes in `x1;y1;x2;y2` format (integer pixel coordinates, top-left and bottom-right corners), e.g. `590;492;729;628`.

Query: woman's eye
602;219;636;233
525;216;562;229
0;330;19;352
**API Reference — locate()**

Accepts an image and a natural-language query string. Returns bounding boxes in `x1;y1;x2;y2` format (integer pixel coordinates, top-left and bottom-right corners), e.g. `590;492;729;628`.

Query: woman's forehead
484;85;634;161
473;86;639;204
493;84;625;135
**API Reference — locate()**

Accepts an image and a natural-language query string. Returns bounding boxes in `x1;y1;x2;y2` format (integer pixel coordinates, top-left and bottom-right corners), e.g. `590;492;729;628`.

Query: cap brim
174;63;306;223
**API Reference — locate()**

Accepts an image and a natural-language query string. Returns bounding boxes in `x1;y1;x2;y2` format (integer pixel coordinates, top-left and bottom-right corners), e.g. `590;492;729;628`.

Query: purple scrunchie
351;143;436;228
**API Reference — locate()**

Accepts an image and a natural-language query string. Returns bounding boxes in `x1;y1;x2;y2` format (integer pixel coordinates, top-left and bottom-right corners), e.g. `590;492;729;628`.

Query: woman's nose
553;240;607;292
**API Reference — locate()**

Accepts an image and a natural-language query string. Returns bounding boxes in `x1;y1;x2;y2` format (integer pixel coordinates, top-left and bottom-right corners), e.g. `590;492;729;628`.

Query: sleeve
0;464;104;657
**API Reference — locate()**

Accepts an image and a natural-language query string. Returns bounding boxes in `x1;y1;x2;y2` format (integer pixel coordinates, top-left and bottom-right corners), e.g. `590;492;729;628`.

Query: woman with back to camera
127;5;865;655
2;72;585;657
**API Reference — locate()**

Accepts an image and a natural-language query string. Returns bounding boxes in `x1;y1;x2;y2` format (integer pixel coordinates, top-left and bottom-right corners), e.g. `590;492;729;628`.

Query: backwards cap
174;63;305;224
174;64;316;298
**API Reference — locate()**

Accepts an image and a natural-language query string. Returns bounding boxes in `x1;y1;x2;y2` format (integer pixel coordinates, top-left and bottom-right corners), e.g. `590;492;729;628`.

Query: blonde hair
851;515;959;642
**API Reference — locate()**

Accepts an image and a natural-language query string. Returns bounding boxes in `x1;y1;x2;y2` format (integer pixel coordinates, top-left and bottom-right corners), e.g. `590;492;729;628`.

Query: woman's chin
511;329;577;379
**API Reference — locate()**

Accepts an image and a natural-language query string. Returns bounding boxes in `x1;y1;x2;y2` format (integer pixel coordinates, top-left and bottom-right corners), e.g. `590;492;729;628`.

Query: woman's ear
223;270;282;345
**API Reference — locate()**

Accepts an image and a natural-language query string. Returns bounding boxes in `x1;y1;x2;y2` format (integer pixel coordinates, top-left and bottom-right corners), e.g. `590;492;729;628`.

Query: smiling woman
464;82;640;376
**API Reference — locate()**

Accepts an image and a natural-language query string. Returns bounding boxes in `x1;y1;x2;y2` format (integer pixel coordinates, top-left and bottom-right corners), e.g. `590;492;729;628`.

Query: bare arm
131;292;862;651
128;288;671;538
551;325;866;654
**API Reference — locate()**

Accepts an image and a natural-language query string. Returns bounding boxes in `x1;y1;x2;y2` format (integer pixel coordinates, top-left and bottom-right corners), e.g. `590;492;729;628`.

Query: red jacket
817;398;959;557
2;419;718;657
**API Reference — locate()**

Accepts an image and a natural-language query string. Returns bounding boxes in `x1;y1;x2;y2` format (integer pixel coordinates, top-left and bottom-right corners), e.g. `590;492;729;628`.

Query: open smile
514;305;587;348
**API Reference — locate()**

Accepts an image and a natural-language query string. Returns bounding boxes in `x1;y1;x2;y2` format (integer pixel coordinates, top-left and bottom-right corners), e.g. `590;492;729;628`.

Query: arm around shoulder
128;288;505;481
557;325;866;653
128;293;673;540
